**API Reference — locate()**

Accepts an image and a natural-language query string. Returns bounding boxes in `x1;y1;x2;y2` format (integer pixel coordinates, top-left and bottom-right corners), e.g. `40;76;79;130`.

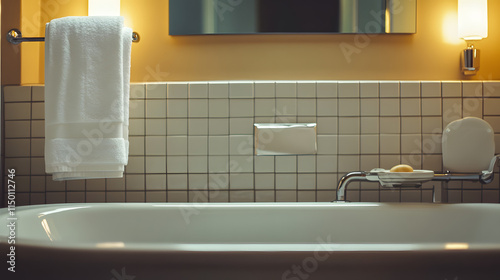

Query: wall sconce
89;0;121;16
458;0;488;75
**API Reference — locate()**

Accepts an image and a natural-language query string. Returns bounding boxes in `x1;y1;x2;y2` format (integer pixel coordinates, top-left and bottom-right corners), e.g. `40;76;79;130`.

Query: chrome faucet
335;155;500;202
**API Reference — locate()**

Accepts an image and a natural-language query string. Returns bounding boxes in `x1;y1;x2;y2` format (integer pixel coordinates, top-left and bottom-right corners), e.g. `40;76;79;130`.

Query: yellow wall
19;0;500;84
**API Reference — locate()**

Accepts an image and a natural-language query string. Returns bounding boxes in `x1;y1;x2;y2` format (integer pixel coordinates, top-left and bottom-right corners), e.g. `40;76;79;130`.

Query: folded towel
44;16;132;180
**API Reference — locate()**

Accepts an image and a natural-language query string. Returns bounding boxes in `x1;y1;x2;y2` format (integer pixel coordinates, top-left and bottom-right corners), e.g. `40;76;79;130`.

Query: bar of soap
390;164;414;172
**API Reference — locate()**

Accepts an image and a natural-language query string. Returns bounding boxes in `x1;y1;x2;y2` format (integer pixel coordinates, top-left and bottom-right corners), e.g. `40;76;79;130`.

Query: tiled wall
2;81;500;206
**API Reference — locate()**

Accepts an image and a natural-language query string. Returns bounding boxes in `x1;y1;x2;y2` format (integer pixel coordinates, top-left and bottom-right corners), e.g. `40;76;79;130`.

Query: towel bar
6;29;140;45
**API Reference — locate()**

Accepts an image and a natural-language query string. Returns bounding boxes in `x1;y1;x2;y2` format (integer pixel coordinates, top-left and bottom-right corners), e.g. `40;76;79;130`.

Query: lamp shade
458;0;488;40
89;0;120;16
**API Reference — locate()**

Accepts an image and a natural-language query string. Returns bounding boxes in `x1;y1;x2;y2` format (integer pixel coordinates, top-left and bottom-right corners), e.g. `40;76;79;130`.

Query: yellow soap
390;164;414;172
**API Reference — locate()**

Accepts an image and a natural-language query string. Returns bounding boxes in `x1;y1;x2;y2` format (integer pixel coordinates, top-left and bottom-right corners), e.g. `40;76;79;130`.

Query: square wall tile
209;99;229;118
338;135;359;154
401;117;421;134
276;82;296;98
167;118;188;135
360;98;379;116
361;135;379;154
209;118;229;135
360;82;379;98
167;136;188;156
189;82;208;98
421;98;442;116
298;156;316;173
5;121;30;138
188;136;208;155
256;191;275;202
130;84;146;99
338;82;359;98
316;155;337;173
167;99;188;118
421;81;441;97
189;99;208;118
297;99;317;116
129;100;145;118
361;117;379;134
317;117;337;135
188;156;208;173
316;99;337;116
318;135;338;155
4;86;31;102
146;83;167;98
167;83;188;98
297;82;316;98
380;134;400;154
230;174;254;189
230;118;254;135
380;98;400;116
339;117;360;134
380;81;399;97
276;99;297;116
317;82;337;98
146;174;167;190
255;82;275;98
484;81;500;97
229;82;254;98
275;156;297;173
380;117;400;134
462;81;482;97
4;103;30;120
166;156;188;173
146;119;166;136
209;156;229;173
229;135;253;155
298;174;316;190
209;82;229;98
484;98;500;116
401;98;421;116
189;119;209;135
254;156;275;173
255;99;276;117
401;81;420;98
462;98;483;118
32;86;44;101
339;99;360;117
146;100;166;118
230;99;254;117
442;81;461;97
145;136;166;155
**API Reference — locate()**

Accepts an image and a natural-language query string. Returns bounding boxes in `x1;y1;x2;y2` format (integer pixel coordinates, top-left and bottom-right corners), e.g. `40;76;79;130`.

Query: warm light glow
442;12;462;45
445;243;470;250
458;0;488;40
89;0;121;16
96;242;125;248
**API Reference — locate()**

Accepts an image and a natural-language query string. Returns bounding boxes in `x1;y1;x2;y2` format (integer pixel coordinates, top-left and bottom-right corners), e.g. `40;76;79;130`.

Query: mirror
169;0;416;35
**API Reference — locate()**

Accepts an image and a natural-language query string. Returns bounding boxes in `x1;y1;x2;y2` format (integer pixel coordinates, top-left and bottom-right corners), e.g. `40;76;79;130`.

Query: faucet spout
335;171;378;201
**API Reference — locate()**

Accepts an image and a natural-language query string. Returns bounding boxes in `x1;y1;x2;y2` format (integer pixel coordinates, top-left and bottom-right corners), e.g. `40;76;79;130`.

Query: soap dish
370;169;434;187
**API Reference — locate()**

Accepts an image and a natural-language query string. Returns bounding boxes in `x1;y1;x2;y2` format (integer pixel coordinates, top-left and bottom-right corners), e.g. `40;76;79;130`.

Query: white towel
44;16;132;180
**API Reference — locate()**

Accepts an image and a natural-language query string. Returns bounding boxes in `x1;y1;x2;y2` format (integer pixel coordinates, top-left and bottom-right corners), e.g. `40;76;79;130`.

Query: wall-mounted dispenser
458;0;488;75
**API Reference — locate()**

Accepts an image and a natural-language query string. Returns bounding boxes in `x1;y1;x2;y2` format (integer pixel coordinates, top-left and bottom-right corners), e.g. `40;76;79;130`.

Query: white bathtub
1;202;500;280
